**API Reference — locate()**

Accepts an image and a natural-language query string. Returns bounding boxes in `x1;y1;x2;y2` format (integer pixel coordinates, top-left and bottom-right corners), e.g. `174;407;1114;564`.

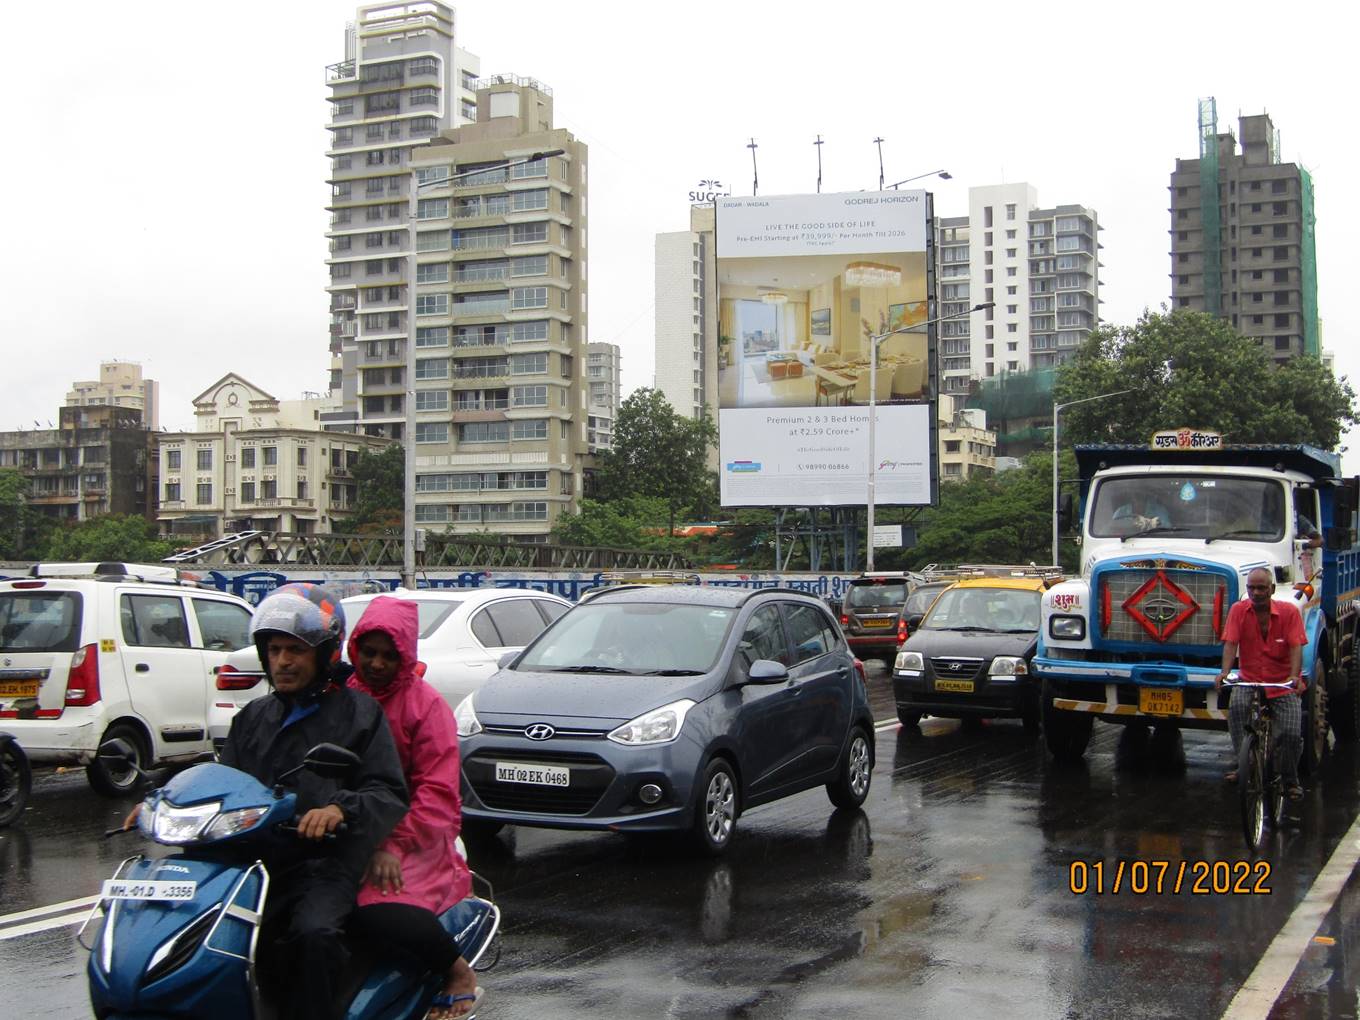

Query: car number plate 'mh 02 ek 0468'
496;762;570;787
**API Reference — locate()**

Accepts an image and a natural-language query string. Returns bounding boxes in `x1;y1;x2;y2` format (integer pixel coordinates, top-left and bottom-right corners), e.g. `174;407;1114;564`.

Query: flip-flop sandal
426;986;485;1020
1286;784;1304;800
1223;770;1238;783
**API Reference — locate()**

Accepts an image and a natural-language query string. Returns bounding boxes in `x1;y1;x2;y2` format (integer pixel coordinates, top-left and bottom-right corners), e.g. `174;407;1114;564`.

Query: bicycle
1222;674;1297;853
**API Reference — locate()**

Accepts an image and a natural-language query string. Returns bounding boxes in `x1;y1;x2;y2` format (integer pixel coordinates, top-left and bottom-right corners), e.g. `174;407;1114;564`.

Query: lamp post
1050;389;1132;566
401;148;565;589
888;170;952;189
864;301;994;571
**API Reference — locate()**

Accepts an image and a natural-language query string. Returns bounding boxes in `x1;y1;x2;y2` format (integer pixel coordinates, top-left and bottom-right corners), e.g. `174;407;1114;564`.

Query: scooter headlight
152;801;223;844
202;806;269;840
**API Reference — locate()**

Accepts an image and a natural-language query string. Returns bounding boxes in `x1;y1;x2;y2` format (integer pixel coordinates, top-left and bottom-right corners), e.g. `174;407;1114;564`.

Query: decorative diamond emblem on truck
1122;569;1198;641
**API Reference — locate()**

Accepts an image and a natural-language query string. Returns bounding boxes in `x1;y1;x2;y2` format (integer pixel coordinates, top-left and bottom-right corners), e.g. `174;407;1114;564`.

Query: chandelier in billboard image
844;260;902;288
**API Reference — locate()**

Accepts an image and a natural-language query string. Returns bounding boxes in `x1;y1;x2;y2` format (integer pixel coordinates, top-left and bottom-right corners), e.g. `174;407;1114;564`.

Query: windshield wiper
1205;528;1272;545
641;668;706;676
929;625;991;632
547;664;632;674
998;627;1037;633
1121;526;1190;543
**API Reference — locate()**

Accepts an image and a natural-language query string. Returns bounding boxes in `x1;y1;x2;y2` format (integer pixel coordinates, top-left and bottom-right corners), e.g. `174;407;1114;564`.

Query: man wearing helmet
221;583;409;1020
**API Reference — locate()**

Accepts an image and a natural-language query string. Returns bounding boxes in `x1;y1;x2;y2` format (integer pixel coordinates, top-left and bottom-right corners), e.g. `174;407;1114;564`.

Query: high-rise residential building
324;2;480;434
585;342;621;453
404;75;589;538
65;361;160;431
1169;103;1319;363
936;183;1101;396
654;205;715;421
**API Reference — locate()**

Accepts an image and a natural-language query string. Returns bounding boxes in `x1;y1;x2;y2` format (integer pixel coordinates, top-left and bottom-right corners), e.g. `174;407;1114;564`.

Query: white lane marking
0;894;99;928
873;718;899;733
0;910;93;941
1221;812;1360;1019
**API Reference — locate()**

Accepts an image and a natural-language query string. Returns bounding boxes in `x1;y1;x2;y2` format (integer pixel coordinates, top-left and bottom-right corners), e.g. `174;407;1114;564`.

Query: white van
0;563;254;796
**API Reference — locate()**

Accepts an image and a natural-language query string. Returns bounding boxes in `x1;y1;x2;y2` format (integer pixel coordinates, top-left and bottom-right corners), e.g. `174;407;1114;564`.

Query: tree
42;514;175;563
598;389;718;534
340;445;404;533
1056;310;1357;449
550;496;674;549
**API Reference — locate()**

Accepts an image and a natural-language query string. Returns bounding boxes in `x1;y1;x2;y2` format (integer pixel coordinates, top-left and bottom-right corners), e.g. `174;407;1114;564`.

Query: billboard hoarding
715;189;936;509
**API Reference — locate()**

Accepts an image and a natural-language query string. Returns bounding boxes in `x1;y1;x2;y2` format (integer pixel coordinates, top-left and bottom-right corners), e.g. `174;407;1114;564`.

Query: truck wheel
1301;668;1328;778
1042;680;1092;761
1329;642;1360;743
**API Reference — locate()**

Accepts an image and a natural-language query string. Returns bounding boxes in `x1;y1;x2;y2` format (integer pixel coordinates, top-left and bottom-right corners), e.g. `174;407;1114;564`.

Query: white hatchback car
209;587;572;751
0;563;254;796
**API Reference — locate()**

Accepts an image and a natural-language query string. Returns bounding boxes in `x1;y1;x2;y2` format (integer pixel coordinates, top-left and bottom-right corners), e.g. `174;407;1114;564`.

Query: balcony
453;299;510;318
237;497;316;510
327;60;356;83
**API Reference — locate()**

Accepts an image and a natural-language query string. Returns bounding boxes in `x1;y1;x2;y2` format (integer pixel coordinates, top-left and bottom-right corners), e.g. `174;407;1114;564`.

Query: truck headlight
989;656;1028;677
895;650;924;671
1049;615;1086;641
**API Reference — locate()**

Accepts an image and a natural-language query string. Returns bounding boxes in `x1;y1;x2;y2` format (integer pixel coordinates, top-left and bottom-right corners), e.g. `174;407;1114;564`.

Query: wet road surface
4;665;1360;1017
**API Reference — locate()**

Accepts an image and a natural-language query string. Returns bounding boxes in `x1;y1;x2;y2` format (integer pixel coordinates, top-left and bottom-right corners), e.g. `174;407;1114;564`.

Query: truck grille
1099;568;1228;646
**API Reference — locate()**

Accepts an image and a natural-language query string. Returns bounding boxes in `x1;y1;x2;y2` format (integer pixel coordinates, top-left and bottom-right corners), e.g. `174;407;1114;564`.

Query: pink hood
347;596;421;702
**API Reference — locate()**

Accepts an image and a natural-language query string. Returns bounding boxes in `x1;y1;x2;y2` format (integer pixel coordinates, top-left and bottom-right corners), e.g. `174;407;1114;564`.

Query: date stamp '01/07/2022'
1069;859;1272;895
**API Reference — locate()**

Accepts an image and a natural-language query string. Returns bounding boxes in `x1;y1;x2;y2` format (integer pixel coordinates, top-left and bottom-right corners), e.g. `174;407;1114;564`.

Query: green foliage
550;497;677;550
0;470;51;560
1055;310;1357;449
340;445;404;533
42;514;175;563
596;388;718;534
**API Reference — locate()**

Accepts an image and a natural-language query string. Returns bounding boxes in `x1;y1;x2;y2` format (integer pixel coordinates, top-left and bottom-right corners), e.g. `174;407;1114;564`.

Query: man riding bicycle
1214;566;1308;798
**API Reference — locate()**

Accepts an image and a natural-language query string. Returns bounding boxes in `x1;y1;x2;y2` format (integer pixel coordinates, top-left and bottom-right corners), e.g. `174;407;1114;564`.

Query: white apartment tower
654;205;716;421
324;3;480;435
936;183;1101;395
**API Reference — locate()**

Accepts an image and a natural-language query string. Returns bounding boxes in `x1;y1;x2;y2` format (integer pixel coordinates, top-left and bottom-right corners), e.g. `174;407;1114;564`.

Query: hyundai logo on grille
948;662;962;671
524;724;556;741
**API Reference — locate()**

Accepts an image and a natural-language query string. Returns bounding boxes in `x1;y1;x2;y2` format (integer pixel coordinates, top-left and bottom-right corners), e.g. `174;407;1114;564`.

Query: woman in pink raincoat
346;596;482;1020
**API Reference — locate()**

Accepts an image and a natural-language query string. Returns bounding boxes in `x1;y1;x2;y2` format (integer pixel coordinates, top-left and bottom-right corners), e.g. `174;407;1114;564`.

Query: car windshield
0;592;83;652
345;597;461;640
1088;475;1287;541
846;582;908;609
921;588;1041;632
515;602;736;675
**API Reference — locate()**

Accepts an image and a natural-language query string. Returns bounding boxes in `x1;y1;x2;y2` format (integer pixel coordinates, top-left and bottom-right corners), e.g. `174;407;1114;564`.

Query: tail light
897;618;908;644
853;658;867;685
840;613;849;626
215;664;264;692
65;643;102;706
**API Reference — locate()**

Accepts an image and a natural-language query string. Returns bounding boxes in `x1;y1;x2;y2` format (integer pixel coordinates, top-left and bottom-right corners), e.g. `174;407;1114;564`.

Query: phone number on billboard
799;464;851;471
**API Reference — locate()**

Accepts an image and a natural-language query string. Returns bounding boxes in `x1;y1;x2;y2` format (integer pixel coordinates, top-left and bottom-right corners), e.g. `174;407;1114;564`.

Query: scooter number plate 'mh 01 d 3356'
101;879;197;902
495;762;570;787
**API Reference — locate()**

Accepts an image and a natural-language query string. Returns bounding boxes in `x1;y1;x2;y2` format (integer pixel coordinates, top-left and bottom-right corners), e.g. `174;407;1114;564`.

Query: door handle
135;663;150;673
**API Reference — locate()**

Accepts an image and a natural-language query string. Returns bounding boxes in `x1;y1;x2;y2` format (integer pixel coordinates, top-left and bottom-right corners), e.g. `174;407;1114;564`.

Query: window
262;479;277;499
417;231;450;252
415;326;449;348
477;600;551;647
484;502;548;522
512;385;548;407
416;263;448;284
165;482;181;502
415;390;449;412
410;87;438;107
416;294;449;316
414;504;449;524
417;198;448;220
510;157;547;179
196;449;212;470
784;603;839;664
415;423;448;444
511;352;547;374
121;595;191;649
297;479;308;500
512;255;548;277
1006;204;1016;221
415;165;451;186
196;482;212;505
415;357;449;380
166;450;181;470
511;419;548;440
459;422;510;443
511;222;548;244
296;447;307;467
241;447;255;468
263;447;277;467
511;287;548;309
737;605;788;668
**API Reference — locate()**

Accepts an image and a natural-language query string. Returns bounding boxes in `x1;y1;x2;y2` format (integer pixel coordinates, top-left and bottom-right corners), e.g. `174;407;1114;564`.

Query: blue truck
1035;442;1360;769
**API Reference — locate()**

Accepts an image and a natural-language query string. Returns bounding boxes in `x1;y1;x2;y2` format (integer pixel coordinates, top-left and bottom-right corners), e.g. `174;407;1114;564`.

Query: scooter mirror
302;742;361;779
98;738;138;764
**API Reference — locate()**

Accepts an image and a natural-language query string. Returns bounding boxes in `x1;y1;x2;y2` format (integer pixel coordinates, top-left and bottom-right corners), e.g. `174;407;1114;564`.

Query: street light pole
887;170;952;189
401;148;565;589
1050;389;1132;566
865;301;994;571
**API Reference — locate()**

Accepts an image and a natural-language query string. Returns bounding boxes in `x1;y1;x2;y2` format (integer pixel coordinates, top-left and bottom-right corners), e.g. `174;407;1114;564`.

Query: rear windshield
345;598;461;641
845;582;909;609
0;591;84;652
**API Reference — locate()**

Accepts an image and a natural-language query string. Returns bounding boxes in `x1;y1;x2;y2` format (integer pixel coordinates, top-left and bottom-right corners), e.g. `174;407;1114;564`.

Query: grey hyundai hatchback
453;585;875;854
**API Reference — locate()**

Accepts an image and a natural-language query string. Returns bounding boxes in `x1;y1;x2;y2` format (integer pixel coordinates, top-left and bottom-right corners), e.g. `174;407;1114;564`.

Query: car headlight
202;806;269;840
152;800;223;844
607;699;696;746
895;650;924;671
454;694;482;737
989;656;1028;677
1049;615;1086;641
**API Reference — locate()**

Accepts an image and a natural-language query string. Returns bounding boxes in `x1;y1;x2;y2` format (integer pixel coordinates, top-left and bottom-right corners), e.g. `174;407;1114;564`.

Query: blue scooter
81;741;499;1020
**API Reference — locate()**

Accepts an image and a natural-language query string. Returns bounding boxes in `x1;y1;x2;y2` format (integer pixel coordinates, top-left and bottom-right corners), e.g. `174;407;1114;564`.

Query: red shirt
1223;597;1307;697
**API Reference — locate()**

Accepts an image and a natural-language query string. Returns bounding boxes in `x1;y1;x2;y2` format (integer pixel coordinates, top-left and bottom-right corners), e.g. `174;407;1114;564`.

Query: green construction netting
1300;167;1319;357
1199;97;1222;318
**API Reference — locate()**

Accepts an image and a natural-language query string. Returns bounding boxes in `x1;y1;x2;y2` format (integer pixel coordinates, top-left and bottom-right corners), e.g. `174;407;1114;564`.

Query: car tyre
691;758;738;857
0;741;32;827
87;723;148;798
1042;680;1093;762
826;727;872;809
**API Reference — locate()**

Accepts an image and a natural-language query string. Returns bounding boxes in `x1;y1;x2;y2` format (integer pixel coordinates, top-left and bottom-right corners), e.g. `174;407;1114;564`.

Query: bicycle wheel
1239;732;1266;853
1264;725;1285;830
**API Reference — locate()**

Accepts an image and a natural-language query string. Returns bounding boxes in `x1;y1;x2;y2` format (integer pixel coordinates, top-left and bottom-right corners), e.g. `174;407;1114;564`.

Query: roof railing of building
918;563;1064;583
326;60;356;82
478;73;553;97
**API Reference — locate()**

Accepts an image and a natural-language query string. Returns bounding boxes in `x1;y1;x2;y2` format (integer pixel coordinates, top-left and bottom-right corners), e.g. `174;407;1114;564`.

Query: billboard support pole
865;301;994;571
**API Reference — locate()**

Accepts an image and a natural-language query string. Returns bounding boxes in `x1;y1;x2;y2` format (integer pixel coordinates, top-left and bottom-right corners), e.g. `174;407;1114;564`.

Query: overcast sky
3;1;1356;468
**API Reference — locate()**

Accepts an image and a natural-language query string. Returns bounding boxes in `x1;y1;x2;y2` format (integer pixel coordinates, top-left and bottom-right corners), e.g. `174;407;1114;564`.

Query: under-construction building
1169;100;1319;363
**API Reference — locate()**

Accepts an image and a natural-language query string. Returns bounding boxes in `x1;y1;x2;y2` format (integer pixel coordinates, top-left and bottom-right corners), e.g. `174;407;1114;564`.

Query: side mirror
98;737;154;784
1058;493;1076;532
746;659;789;685
497;650;519;670
907;614;925;631
302;742;361;779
